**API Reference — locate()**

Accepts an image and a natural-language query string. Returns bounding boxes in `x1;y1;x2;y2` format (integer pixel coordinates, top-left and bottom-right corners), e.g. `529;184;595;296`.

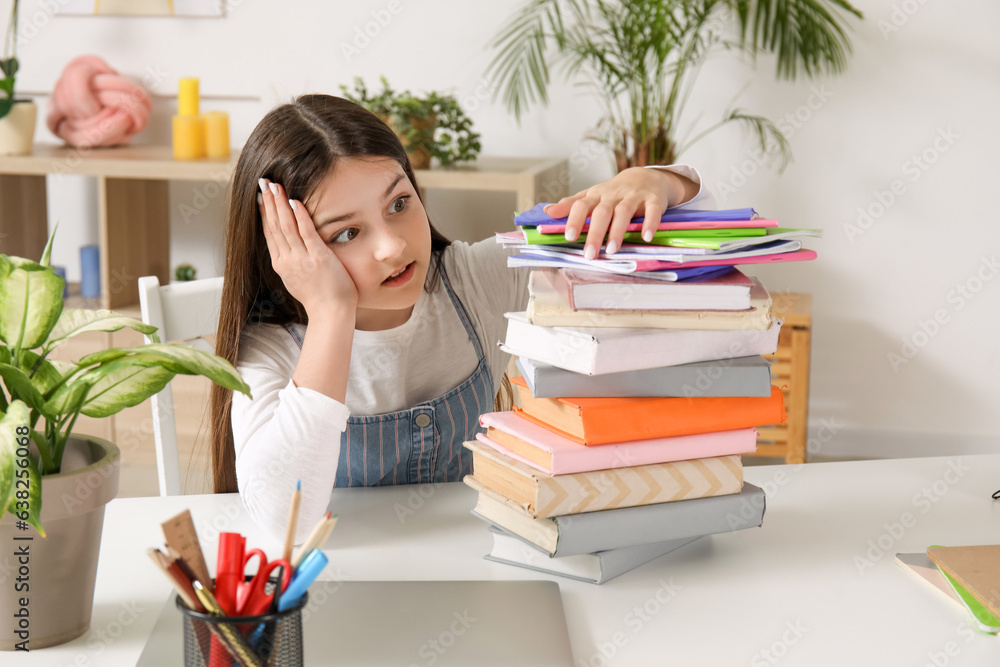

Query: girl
209;94;708;540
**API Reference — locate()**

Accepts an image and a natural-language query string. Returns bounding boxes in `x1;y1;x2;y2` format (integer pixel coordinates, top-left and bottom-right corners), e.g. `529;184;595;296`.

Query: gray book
485;524;700;584
515;355;773;398
472;482;766;557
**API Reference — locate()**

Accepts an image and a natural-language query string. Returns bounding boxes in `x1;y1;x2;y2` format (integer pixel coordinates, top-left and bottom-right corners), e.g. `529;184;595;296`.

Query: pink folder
477;411;758;475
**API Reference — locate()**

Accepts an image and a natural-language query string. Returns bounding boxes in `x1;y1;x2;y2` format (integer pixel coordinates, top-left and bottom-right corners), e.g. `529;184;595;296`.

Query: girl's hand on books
259;178;359;316
543;167;697;258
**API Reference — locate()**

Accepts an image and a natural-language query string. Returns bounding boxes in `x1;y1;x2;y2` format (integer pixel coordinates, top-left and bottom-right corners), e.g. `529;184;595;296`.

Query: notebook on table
137;580;576;666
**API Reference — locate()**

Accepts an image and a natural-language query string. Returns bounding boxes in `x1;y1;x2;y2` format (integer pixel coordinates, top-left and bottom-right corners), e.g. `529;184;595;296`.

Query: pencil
147;548;199;610
282;480;301;563
292;512;337;569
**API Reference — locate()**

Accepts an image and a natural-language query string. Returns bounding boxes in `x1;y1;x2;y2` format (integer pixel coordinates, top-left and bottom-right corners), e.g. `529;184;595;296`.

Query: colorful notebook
927;545;1000;623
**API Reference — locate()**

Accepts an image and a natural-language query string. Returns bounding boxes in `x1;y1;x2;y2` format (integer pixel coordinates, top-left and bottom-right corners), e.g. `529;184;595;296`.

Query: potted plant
340;76;482;169
486;0;863;171
0;230;251;650
0;0;36;156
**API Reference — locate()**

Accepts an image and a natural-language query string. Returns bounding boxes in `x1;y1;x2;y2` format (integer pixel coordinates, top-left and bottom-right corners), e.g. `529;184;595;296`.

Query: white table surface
15;454;1000;666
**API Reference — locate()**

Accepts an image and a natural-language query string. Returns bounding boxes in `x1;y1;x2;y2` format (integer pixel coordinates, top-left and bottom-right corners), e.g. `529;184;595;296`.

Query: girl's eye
331;228;359;244
390;195;409;214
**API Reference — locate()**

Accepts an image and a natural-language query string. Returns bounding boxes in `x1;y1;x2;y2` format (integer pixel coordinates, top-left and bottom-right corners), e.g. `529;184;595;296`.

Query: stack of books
462;205;818;584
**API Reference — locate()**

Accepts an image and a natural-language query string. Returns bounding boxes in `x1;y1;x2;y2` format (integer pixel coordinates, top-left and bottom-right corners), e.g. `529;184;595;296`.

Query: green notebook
930;545;1000;633
521;226;766;245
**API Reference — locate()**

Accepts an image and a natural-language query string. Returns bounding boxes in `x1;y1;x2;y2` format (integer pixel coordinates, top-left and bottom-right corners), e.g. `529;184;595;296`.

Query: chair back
138;275;225;496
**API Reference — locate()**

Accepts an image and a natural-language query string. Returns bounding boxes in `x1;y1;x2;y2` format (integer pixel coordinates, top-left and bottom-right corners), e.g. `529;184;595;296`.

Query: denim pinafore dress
284;267;493;487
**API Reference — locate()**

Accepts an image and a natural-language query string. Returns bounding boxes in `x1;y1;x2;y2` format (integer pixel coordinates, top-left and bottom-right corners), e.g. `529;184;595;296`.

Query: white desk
16;454;1000;666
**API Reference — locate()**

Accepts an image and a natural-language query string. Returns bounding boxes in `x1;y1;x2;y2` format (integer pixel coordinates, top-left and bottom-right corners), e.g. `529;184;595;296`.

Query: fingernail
584;245;597;261
269;182;279;195
606;240;618;255
565;230;575;242
258;178;267;194
256;193;263;205
289;199;297;211
643;230;653;243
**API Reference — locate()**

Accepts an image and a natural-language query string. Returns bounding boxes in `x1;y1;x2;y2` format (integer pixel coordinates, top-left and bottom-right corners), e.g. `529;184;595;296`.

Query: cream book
464;440;743;519
526;270;773;330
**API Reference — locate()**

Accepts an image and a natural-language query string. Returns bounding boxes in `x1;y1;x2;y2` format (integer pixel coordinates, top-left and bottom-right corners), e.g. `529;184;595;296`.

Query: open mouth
382;262;415;286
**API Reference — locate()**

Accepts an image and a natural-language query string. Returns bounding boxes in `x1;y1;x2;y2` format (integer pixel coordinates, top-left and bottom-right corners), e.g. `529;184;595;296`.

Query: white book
500;312;782;375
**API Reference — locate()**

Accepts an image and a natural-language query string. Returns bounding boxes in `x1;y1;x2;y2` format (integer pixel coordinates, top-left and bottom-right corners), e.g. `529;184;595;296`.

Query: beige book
464;440;743;519
526;270;773;330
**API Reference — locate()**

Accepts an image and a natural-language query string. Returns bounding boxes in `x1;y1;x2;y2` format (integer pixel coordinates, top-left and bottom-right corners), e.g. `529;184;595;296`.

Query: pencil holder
176;591;307;667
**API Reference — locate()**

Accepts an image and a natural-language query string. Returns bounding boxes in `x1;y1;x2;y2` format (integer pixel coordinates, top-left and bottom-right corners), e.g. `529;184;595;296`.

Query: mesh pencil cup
175;590;307;667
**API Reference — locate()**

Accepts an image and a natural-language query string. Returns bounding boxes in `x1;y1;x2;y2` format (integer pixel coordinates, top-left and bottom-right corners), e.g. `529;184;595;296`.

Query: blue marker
278;549;328;611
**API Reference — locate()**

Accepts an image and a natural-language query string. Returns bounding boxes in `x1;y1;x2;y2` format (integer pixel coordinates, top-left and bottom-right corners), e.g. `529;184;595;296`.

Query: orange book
511;376;785;445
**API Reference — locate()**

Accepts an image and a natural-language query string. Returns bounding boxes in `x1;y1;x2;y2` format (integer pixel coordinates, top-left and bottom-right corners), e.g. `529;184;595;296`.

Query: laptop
137;580;576;666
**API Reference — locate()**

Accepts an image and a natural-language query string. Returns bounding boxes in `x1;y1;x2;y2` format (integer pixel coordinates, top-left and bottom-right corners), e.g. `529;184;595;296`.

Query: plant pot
0;100;38;157
389;114;436;170
0;435;120;650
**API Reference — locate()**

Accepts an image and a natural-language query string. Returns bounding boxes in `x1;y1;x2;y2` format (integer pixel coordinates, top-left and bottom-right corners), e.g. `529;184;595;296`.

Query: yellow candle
173;115;204;160
203;111;230;158
178;77;199;116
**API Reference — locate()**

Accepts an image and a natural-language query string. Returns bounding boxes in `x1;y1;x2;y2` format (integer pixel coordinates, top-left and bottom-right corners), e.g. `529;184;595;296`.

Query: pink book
536;219;781;234
477;411;758;475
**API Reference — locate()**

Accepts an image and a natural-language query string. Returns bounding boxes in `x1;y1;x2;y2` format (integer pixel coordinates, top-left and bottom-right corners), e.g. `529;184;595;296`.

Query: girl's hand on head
258;178;359;317
542;166;698;259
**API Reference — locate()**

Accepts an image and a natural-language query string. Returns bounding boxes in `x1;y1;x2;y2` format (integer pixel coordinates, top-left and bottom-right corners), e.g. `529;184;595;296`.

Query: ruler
161;509;213;592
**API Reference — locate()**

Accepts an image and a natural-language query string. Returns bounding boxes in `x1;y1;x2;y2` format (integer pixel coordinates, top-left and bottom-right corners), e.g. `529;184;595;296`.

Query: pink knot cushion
46;55;152;148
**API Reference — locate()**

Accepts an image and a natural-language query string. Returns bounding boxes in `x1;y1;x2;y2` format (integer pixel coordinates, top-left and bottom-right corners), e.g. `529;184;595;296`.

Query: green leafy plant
341;76;482;168
0;0;20;120
487;0;862;171
0;228;251;534
174;263;197;281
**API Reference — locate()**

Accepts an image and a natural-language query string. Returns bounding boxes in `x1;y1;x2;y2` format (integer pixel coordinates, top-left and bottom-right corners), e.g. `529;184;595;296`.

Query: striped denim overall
284;267;493;487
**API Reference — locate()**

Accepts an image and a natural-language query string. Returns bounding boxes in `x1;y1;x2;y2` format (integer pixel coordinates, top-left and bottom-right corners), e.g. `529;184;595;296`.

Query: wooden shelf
750;291;813;464
0;145;568;310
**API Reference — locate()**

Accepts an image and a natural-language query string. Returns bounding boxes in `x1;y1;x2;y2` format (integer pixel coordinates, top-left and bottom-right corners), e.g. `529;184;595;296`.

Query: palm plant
487;0;862;171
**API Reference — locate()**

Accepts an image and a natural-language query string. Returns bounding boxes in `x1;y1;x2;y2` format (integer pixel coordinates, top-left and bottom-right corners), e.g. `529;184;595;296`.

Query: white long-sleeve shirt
232;165;709;541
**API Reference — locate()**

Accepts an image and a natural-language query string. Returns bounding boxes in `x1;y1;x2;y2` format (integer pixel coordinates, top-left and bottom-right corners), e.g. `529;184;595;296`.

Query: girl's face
305;157;432;331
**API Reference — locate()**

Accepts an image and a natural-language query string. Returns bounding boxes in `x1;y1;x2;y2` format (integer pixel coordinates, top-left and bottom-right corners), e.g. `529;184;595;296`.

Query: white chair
138;275;224;496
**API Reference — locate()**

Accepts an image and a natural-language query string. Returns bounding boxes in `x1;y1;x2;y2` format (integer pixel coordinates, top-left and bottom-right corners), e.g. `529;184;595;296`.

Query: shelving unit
753;292;813;464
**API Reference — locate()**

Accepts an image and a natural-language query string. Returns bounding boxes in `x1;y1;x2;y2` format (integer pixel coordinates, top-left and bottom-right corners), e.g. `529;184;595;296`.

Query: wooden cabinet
0;146;567;310
752;292;813;464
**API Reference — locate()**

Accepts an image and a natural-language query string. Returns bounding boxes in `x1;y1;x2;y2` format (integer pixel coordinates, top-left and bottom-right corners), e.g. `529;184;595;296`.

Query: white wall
15;0;1000;452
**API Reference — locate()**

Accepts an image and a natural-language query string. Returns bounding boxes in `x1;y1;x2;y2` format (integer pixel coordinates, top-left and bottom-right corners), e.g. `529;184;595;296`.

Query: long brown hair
210;94;453;493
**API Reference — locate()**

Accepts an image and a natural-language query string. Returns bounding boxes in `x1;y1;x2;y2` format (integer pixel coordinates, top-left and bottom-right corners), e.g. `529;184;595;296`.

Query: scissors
236;548;292;617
